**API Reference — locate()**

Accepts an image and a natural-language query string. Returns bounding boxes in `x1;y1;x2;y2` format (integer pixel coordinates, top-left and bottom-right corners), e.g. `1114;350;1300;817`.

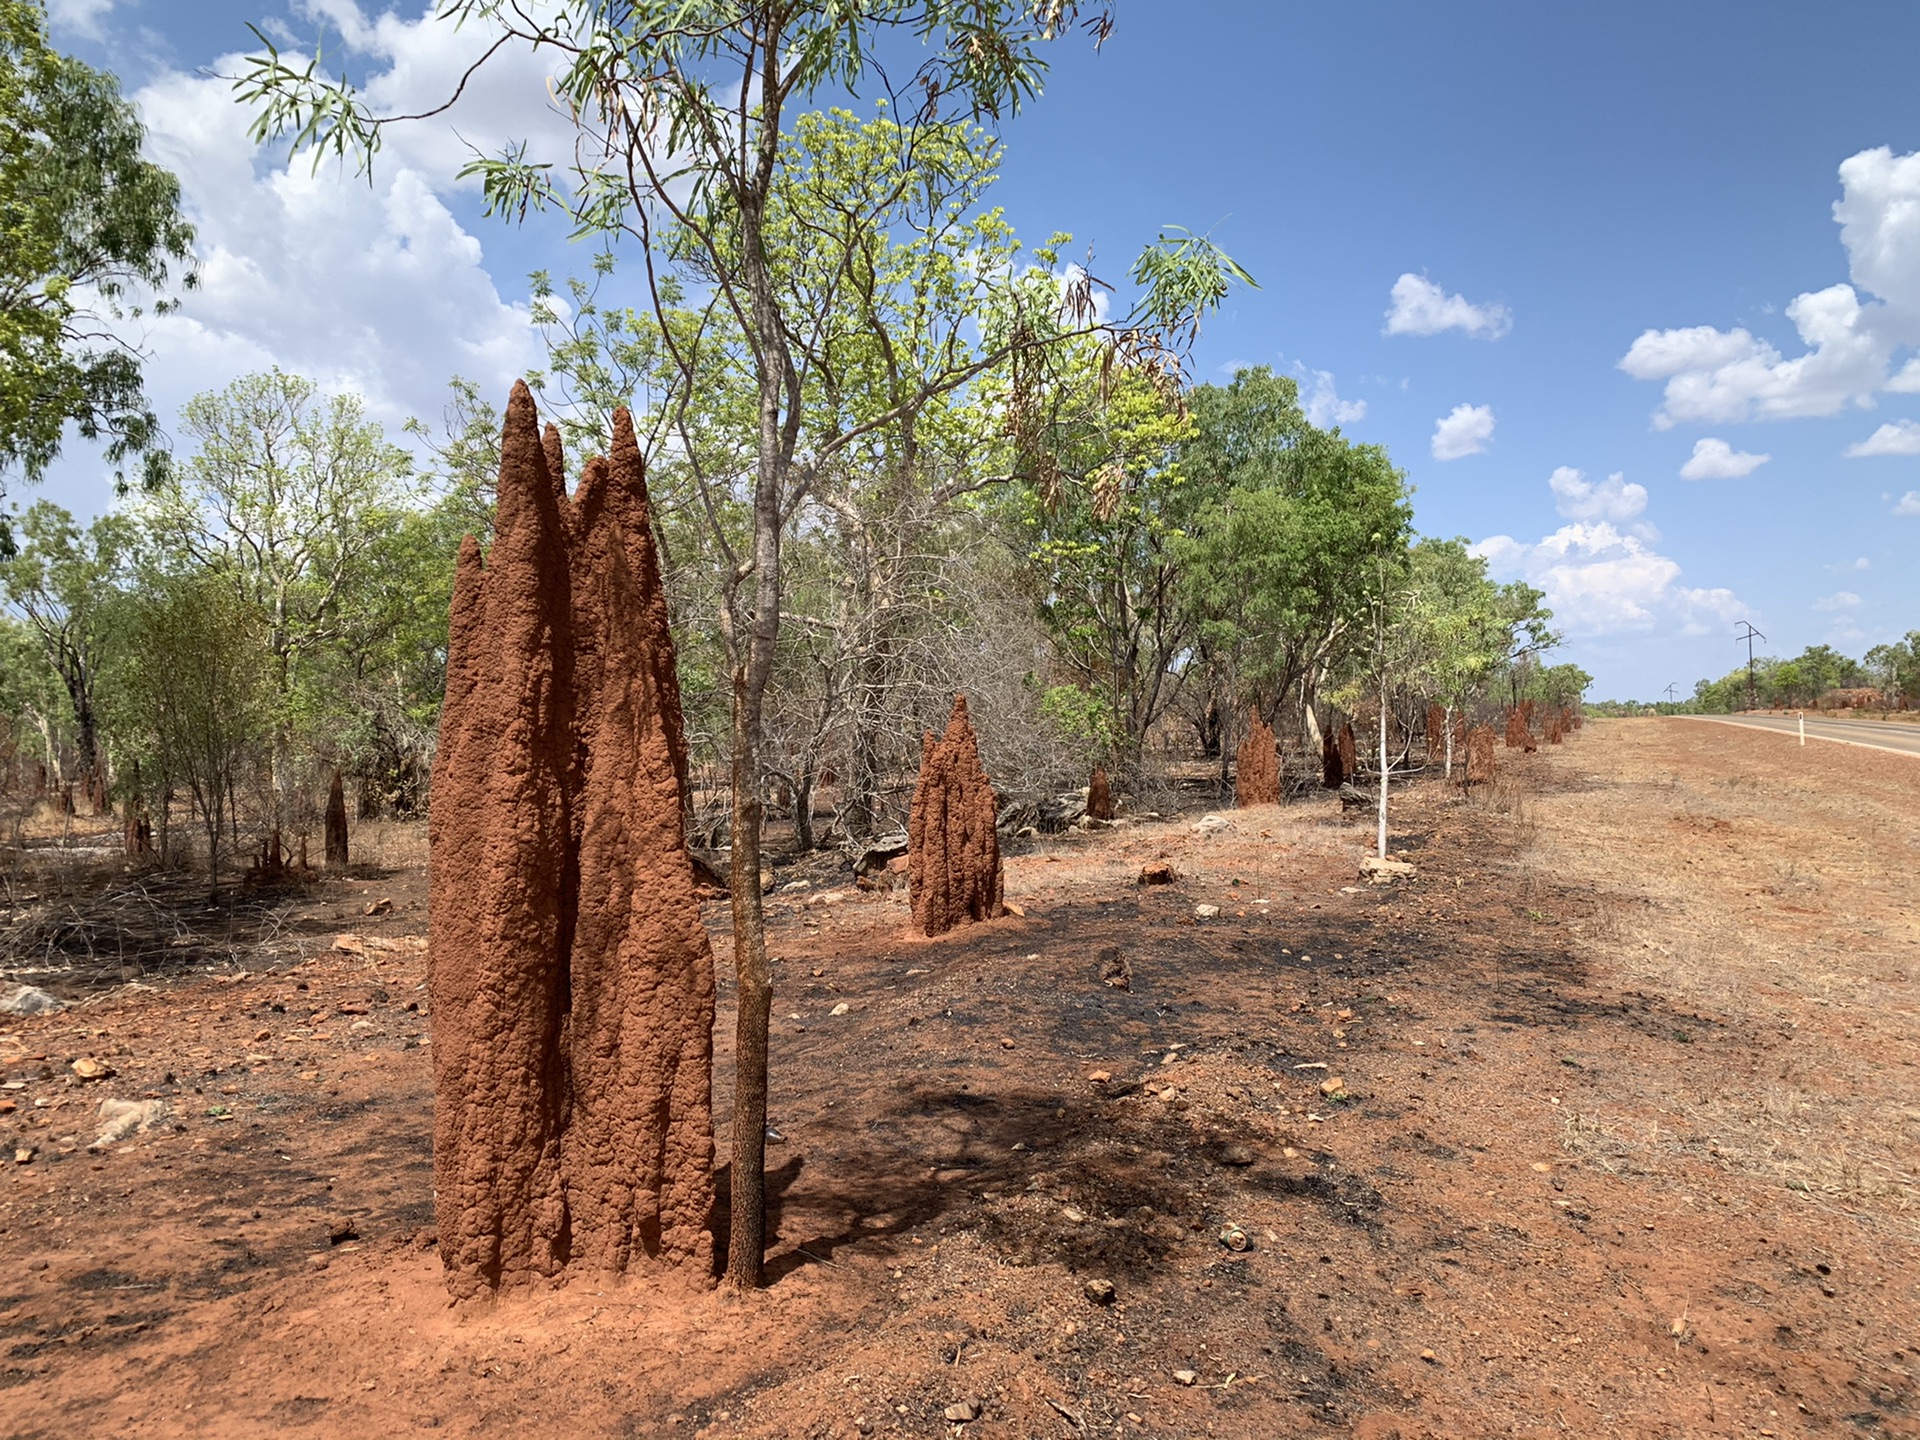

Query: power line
1736;621;1766;712
1663;682;1681;707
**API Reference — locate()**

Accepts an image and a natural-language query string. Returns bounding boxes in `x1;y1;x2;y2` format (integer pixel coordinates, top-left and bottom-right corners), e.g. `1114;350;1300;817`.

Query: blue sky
33;0;1920;698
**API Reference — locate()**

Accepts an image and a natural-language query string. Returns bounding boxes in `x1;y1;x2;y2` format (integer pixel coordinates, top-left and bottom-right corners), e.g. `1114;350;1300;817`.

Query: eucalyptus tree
116;570;273;898
0;0;197;532
239;0;1247;1287
0;500;135;801
1178;370;1414;750
141;370;413;824
1405;538;1523;777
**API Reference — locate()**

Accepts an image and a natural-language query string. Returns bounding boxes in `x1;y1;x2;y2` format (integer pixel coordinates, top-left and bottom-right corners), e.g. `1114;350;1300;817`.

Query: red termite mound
1465;725;1497;785
324;771;349;867
1425;703;1447;760
1321;730;1344;789
1087;765;1114;822
908;695;1005;937
429;382;714;1300
1337;721;1358;779
1234;710;1281;806
1544;708;1565;745
1504;708;1537;752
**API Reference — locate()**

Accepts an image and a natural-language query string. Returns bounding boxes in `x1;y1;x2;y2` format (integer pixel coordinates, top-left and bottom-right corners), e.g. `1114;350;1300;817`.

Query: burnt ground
0;719;1915;1439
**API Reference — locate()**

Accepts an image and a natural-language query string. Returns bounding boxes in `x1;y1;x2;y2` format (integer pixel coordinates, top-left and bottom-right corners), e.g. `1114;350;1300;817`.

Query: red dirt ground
2;719;1916;1438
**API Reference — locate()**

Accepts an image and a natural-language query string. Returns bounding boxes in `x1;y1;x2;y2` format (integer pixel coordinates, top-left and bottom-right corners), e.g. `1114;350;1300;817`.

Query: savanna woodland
4;5;1914;1439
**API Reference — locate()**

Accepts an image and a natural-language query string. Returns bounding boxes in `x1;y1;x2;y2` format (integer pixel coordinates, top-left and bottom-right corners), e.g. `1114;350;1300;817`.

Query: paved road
1677;712;1920;759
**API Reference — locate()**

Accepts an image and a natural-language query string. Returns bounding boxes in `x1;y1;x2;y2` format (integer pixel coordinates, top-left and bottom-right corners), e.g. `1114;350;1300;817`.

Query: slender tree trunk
1443;703;1455;780
726;664;772;1289
791;766;815;853
1376;685;1389;860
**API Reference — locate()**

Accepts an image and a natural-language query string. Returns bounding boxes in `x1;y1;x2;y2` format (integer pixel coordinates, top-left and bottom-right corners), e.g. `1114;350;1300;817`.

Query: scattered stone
1213;1142;1256;1167
70;1058;113;1081
943;1401;980;1423
0;985;61;1016
1083;1278;1116;1306
1360;855;1416;883
1319;1076;1347;1097
1191;814;1231;837
1003;900;1027;918
1086;1070;1112;1084
1234;709;1281;807
1138;862;1177;885
1193;904;1220;920
1172;1370;1199;1387
1060;1207;1088;1225
326;1216;360;1245
1420;1348;1438;1363
13;1146;34;1165
90;1099;170;1151
363;898;393;916
908;695;1005;938
1097;946;1132;990
999;1037;1016;1050
829;1003;851;1017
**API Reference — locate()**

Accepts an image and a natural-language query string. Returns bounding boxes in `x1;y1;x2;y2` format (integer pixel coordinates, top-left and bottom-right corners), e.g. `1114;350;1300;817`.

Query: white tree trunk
1443;703;1455;780
1376;685;1389;859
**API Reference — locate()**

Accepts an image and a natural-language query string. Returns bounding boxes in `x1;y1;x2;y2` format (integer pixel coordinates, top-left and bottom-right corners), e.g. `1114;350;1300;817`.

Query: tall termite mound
1425;703;1446;760
1504;708;1536;752
324;771;349;867
1087;766;1114;822
1465;725;1496;785
908;695;1005;937
1234;709;1281;806
429;383;714;1300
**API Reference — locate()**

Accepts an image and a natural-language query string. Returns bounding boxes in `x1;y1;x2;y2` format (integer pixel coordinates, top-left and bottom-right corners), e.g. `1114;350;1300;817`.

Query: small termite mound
908;694;1005;938
1234;710;1281;807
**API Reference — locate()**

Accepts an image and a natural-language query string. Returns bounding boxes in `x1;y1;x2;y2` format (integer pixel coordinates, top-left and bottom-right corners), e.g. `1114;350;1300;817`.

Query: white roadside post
1799;711;1806;746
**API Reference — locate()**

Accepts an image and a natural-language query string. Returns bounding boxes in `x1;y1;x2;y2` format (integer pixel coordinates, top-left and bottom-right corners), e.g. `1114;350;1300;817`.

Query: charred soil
1;720;1915;1438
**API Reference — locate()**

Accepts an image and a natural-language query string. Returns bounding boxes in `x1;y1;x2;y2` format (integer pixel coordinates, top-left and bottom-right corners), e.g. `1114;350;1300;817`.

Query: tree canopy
0;0;197;528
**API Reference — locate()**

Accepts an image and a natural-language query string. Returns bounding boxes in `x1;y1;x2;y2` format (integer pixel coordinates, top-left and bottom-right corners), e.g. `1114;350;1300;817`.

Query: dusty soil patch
1;719;1915;1438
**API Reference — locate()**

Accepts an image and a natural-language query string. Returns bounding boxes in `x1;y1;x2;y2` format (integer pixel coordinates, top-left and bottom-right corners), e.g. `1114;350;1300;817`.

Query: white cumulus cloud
1384;273;1512;339
1619;146;1920;428
1896;492;1920;516
1812;591;1863;612
1679;437;1770;480
1473;474;1742;637
1297;367;1366;429
1845;419;1920;456
1548;466;1648;524
1431;403;1495;461
61;14;562;467
44;0;117;37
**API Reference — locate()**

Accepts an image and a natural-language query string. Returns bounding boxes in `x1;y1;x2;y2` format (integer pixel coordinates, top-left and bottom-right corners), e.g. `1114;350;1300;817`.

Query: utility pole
1736;621;1766;712
1663;682;1680;709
